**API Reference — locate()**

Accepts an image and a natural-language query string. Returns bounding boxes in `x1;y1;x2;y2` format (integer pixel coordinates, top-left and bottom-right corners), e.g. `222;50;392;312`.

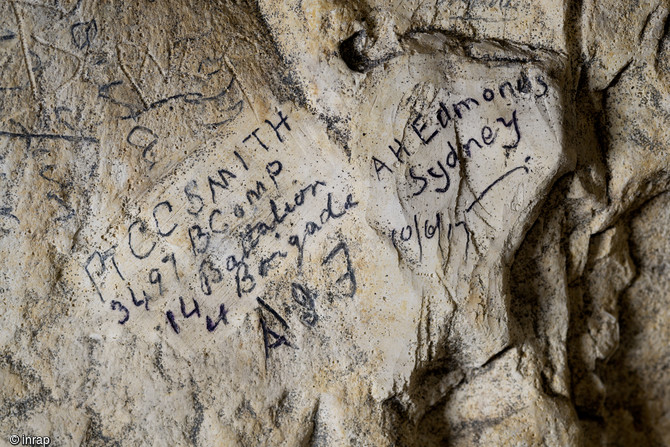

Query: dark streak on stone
0;130;98;144
189;384;204;446
83;408;122;447
0;352;52;421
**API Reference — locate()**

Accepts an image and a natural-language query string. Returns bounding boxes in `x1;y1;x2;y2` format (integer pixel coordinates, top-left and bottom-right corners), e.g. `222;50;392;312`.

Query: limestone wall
1;1;669;445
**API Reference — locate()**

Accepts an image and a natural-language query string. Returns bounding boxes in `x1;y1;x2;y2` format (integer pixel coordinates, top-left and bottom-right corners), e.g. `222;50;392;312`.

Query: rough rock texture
0;0;669;446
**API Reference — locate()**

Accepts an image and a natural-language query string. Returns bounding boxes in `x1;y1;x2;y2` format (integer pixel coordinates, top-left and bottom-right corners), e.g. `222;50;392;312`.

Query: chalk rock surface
0;0;668;445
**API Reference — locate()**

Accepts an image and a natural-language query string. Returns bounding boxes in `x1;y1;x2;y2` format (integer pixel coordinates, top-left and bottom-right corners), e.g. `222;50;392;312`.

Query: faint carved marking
32;34;84;91
117;43;150;108
11;1;38;100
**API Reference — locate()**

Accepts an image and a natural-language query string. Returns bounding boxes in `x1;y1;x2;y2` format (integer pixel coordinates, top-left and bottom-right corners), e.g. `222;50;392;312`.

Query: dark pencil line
0;131;99;144
256;297;289;330
122;76;236;120
448;16;512;22
466;165;529;213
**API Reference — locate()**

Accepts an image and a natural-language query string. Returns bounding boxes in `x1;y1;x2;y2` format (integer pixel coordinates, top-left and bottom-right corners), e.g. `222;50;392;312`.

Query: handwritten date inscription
370;73;551;265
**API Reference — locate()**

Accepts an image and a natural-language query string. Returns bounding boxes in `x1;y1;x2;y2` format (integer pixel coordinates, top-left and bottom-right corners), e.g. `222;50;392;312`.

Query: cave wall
1;0;669;445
